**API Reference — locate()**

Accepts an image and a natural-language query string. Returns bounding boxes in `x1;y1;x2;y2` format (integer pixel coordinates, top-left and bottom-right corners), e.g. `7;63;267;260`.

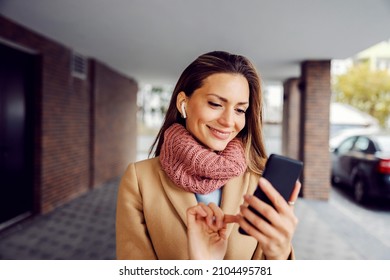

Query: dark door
0;43;36;226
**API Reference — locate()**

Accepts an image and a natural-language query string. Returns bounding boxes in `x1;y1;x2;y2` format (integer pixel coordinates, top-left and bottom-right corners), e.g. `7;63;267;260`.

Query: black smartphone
239;154;303;235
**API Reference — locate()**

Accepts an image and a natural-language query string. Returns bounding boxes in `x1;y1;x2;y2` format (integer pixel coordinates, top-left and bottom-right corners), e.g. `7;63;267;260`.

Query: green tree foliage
333;61;390;127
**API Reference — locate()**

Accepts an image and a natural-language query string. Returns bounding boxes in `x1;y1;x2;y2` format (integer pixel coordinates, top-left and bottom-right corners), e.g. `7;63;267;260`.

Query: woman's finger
288;181;301;207
208;202;224;228
224;214;239;224
241;196;278;235
197;203;214;226
258;177;286;208
258;177;297;214
187;205;208;225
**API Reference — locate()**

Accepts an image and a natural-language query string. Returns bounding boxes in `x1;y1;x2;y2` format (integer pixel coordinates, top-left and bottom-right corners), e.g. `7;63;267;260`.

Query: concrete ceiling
1;0;390;86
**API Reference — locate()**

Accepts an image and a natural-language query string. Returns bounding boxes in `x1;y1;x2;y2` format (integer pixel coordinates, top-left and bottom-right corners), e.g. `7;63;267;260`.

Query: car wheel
353;178;367;204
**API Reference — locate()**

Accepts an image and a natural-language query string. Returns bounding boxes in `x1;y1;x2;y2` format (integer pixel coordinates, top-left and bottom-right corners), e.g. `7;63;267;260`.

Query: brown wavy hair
149;51;267;174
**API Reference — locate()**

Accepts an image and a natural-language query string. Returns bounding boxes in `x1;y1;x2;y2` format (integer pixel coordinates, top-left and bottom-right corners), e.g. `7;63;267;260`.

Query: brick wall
300;60;331;200
91;60;137;187
0;15;137;214
41;53;91;212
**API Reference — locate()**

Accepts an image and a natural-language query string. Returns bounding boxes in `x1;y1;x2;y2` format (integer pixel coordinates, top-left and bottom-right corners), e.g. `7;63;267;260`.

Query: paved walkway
0;178;118;260
1;177;390;260
294;187;390;259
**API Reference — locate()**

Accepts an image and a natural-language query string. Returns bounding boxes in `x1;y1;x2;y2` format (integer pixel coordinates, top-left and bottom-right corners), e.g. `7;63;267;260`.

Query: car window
353;137;370;153
337;136;356;154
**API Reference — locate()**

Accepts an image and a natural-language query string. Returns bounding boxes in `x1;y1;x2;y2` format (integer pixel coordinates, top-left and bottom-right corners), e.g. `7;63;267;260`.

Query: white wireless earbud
181;102;187;118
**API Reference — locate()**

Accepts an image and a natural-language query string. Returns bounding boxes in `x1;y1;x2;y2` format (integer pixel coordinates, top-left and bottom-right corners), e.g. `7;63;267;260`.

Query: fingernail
259;177;267;184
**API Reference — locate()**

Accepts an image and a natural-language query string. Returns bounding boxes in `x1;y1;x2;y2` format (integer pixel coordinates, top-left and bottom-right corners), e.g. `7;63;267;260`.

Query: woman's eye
236;108;246;114
208;101;222;107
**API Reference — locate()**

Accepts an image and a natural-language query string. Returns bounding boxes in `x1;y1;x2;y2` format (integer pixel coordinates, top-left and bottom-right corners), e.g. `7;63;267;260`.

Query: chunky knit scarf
159;123;247;194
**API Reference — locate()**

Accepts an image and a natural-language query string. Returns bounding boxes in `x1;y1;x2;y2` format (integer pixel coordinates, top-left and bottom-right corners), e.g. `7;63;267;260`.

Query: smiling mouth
208;126;231;139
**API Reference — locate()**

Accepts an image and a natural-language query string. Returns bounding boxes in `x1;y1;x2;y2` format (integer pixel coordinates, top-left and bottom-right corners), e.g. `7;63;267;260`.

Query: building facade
0;15;138;229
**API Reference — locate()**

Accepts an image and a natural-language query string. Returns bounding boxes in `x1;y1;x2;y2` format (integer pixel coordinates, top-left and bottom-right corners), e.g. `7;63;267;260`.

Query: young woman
116;51;301;260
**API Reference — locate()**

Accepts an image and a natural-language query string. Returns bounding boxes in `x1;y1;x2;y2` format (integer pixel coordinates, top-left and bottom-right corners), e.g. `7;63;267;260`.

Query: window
353;137;369;152
337;137;357;154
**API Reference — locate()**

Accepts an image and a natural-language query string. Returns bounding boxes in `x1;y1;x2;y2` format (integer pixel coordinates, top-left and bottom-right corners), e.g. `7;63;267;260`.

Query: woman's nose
218;109;234;127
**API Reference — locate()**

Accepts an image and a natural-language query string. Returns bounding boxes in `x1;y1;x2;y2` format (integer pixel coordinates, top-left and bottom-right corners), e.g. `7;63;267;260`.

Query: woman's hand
237;178;301;260
186;202;236;260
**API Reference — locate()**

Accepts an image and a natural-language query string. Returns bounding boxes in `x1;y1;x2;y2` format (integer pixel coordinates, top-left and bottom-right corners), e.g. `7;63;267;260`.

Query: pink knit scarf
159;123;247;194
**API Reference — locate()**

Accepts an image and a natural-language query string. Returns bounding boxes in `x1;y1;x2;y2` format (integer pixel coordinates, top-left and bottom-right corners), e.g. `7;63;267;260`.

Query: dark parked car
331;131;390;204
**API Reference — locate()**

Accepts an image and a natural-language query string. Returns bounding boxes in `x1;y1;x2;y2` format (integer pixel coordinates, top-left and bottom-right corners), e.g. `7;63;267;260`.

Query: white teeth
210;127;229;135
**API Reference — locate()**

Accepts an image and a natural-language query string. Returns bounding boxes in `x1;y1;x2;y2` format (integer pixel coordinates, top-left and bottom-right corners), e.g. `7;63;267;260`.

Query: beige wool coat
116;157;294;260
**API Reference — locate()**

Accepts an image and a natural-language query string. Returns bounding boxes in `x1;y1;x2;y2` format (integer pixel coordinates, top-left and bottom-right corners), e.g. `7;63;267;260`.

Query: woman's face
180;73;249;151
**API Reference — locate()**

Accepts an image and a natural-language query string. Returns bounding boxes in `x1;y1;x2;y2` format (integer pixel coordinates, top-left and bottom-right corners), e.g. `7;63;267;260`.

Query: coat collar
220;173;250;236
158;169;197;226
158;168;251;236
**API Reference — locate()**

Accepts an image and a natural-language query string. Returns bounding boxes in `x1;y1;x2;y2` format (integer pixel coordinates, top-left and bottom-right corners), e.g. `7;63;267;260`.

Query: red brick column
300;60;331;200
282;78;301;160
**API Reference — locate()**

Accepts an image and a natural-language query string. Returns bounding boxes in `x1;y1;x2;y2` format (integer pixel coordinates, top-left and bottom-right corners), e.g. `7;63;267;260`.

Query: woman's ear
176;91;187;118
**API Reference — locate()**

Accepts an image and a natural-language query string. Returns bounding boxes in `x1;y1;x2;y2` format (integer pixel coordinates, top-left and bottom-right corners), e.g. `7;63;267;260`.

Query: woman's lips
208;126;231;140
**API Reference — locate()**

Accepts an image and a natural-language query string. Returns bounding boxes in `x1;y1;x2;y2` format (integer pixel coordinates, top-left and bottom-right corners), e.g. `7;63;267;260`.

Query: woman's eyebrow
207;93;249;106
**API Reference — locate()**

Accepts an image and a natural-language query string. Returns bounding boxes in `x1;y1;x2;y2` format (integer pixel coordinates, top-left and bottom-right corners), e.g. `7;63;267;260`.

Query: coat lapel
158;170;197;227
220;172;251;236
